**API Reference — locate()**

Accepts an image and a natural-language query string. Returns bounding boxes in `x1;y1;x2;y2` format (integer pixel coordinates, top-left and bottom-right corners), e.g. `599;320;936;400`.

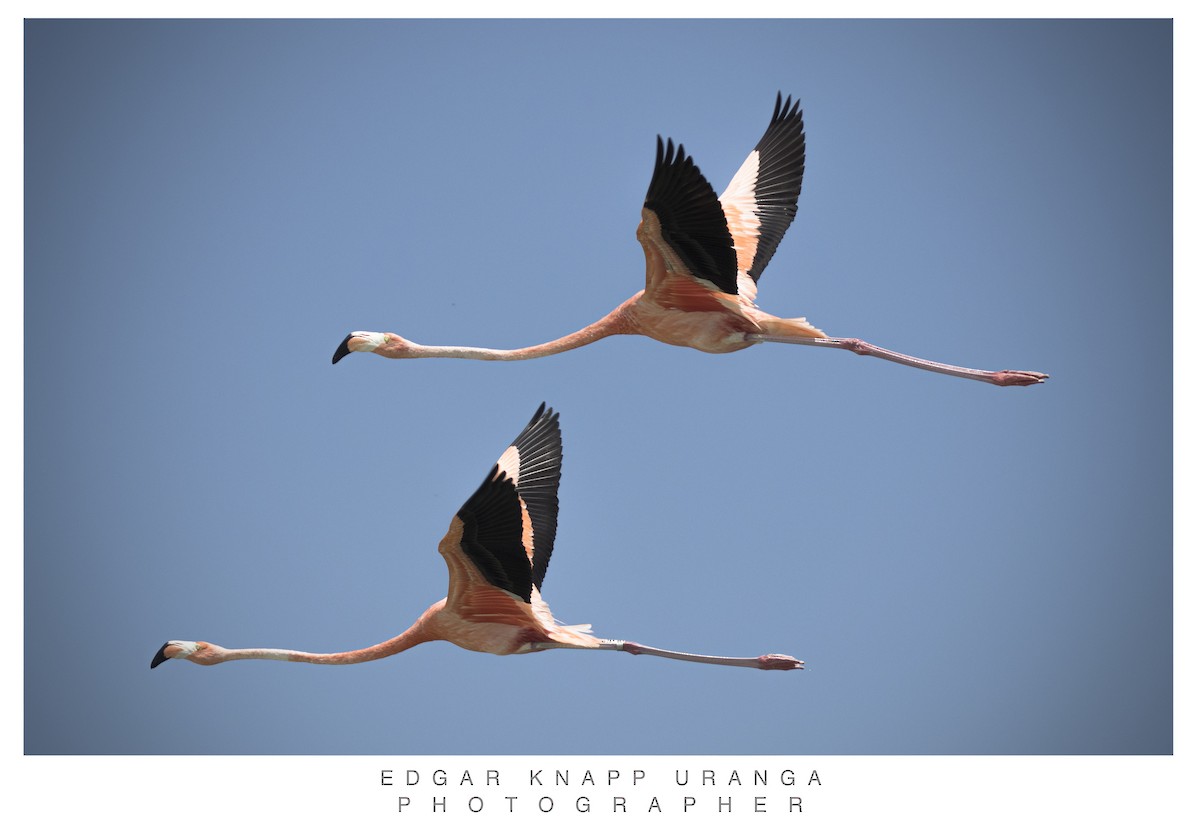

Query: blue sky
24;19;1172;757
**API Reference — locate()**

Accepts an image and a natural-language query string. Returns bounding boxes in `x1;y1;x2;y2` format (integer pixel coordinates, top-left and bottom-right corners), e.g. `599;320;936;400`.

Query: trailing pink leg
749;333;1048;387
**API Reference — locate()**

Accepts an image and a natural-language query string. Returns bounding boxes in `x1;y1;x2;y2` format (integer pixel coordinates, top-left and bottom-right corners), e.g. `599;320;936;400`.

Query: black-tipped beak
332;333;354;365
150;642;172;669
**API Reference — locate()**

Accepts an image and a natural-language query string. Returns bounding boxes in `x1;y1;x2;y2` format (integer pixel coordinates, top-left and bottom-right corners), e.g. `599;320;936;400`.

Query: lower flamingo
151;404;803;672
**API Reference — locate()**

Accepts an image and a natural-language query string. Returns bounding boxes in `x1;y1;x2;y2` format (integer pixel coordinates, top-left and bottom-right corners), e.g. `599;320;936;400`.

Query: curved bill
332;334;354;365
150;642;173;669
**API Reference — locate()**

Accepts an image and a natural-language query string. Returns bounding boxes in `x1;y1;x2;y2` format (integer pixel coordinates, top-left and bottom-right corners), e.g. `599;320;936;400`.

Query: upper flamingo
333;93;1046;387
151;404;803;672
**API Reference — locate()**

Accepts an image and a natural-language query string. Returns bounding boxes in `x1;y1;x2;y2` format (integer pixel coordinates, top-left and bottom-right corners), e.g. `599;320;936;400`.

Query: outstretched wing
639;136;740;304
439;404;563;613
494;402;562;590
718;93;807;304
451;467;532;603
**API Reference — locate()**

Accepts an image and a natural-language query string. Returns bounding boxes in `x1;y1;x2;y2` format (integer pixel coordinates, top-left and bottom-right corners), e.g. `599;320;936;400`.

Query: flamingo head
150;639;227;668
332;331;411;363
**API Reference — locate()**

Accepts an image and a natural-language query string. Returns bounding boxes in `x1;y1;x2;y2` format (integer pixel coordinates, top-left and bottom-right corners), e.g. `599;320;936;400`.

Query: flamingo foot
990;370;1049;387
757;653;805;670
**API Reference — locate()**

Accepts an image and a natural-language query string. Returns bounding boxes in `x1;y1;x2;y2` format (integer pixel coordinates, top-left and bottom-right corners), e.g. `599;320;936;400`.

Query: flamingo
333;93;1046;387
151;404;803;672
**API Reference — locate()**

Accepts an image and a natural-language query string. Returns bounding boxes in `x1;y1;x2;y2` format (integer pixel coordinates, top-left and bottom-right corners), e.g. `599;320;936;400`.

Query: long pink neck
409;297;638;361
216;605;441;666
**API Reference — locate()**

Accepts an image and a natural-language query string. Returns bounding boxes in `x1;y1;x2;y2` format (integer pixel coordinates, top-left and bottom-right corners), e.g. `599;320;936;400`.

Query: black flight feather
744;93;806;284
643;136;739;296
453;404;565;602
456;467;533;603
508;403;562;591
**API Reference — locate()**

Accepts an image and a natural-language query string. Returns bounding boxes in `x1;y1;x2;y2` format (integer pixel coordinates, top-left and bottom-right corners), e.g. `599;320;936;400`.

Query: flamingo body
152;404;803;672
333;93;1045;386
